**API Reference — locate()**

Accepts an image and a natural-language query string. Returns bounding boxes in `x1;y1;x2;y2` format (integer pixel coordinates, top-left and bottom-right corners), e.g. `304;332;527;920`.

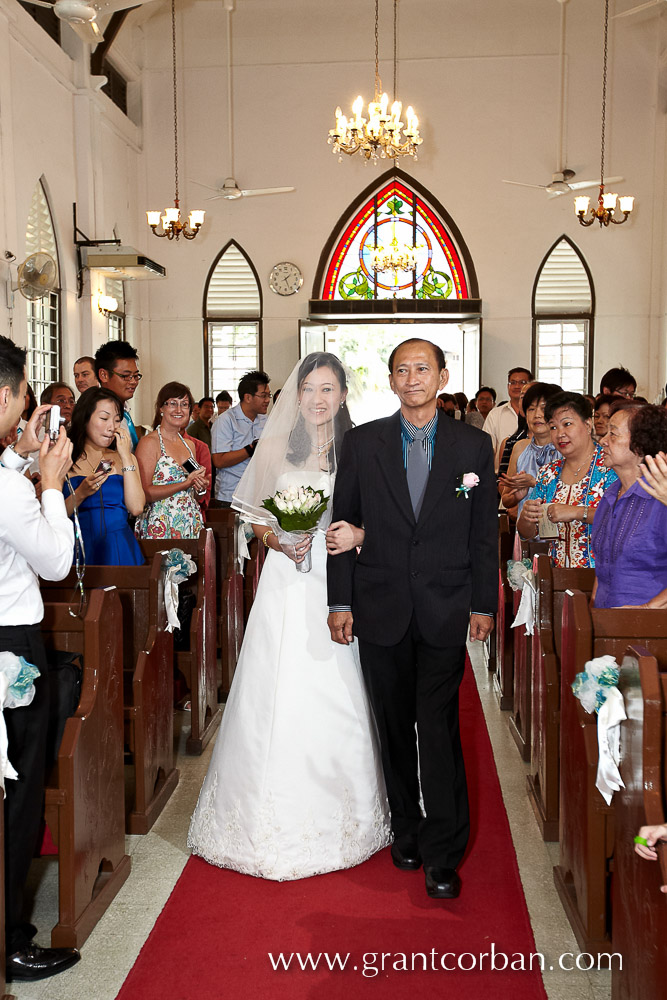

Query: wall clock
269;262;303;296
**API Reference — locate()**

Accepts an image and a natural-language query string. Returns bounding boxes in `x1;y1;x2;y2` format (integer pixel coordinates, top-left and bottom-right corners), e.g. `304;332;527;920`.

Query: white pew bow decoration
163;548;197;632
0;652;41;791
508;559;536;636
571;655;626;804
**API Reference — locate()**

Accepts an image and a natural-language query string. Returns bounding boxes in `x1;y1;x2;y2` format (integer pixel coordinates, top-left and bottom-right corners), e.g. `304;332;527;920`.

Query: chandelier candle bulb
189;210;205;228
619;195;634;213
574;196;590;216
602;192;618;210
146;211;161;227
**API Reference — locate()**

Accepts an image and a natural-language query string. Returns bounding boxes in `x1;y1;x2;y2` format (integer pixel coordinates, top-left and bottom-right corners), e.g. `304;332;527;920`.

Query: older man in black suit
327;338;497;900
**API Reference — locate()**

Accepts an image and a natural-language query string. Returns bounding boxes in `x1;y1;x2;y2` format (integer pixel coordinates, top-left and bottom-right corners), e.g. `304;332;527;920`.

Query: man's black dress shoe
424;866;461;899
6;943;81;981
391;839;422;871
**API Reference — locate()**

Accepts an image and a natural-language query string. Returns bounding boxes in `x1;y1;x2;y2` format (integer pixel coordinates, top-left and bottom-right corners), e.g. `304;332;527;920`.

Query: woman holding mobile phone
65;387;145;564
134;381;208;539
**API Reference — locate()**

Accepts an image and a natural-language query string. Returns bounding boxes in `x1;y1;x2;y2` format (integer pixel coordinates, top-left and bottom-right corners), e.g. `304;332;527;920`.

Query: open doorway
300;321;480;426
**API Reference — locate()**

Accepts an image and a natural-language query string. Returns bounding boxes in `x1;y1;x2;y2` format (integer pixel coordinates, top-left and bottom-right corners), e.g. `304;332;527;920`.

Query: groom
327;338;497;900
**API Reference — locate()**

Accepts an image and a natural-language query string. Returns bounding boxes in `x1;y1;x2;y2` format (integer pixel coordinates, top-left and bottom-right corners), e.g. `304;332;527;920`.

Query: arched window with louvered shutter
25;181;62;400
532;235;594;395
203;241;262;399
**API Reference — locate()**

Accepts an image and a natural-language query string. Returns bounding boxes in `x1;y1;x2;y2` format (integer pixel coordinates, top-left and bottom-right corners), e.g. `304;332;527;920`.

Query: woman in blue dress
65;387;145;565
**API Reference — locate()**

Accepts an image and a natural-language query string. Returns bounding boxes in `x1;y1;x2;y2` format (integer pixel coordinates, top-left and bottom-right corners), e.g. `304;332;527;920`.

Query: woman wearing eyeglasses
134;381;209;539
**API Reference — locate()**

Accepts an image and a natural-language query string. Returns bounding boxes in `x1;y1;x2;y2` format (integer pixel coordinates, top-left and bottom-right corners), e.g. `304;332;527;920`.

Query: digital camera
43;404;67;441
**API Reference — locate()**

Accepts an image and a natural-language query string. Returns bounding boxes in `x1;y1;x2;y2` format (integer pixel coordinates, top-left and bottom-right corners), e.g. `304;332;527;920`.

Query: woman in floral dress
517;391;618;568
135;381;208;539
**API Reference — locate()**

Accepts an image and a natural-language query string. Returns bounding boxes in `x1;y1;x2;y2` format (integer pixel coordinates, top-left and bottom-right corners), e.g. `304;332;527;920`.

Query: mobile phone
182;458;201;475
43;404;66;441
95;460;113;474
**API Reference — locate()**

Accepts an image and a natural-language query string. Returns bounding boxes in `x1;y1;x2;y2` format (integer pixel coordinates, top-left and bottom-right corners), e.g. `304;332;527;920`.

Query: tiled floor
11;648;611;1000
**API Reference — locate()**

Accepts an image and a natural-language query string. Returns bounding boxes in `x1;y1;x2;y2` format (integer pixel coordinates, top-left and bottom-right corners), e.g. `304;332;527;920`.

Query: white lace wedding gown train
188;529;391;880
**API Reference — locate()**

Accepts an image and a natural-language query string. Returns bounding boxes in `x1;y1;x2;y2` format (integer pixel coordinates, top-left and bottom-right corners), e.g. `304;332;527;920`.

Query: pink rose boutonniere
456;472;480;499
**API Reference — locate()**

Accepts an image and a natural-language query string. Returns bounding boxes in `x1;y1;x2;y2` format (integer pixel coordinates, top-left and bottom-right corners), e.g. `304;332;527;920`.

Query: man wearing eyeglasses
599;366;637;400
211;370;271;507
482;366;533;472
94;340;142;450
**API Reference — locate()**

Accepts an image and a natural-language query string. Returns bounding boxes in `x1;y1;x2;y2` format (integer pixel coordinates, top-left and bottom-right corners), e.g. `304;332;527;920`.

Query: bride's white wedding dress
188;474;390;881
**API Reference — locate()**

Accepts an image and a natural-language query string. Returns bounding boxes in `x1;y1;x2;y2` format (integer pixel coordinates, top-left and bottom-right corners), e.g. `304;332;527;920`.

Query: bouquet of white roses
262;485;329;572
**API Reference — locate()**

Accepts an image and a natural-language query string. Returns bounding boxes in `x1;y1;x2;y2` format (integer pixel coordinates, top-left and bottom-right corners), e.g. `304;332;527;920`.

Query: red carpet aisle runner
116;662;548;1000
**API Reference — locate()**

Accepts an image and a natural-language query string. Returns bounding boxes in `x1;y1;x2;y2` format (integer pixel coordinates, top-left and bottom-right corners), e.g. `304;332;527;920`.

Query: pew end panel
205;510;244;698
42;557;179;836
127;557;179;834
528;560;594;843
41;589;131;949
555;589;612;954
494;516;515;711
613;648;667;1000
139;533;223;755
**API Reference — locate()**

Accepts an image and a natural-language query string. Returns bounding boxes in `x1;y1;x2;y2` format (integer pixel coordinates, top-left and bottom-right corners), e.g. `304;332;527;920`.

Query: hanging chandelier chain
374;0;381;97
393;0;397;102
600;0;609;189
171;0;179;203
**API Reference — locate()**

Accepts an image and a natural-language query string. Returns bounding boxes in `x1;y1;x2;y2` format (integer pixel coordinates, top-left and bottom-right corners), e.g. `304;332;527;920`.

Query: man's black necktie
407;429;429;519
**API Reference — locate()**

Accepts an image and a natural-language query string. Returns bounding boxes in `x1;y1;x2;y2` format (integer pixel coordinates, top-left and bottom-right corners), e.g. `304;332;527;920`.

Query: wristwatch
121;465;136;473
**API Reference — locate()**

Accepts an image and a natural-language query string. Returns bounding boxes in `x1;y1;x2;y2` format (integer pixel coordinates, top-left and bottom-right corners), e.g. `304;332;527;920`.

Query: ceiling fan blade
613;0;663;18
27;0;56;8
568;175;624;190
71;18;102;42
239;186;296;198
92;0;159;14
502;180;548;190
191;179;225;193
204;194;226;202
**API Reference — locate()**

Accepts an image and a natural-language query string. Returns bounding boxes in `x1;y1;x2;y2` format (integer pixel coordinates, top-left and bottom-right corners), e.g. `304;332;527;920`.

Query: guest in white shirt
211;371;270;506
0;335;80;982
483;366;532;471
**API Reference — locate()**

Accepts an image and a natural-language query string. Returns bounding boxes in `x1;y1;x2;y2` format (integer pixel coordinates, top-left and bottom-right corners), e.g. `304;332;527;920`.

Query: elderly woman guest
65;387;145;564
135;381;208;539
517;391;618;568
499;382;561;518
591;403;667;608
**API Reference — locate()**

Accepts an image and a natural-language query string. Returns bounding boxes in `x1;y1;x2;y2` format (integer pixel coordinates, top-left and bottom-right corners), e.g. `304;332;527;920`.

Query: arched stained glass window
203;241;262;399
25;180;61;400
532;236;594;394
320;176;472;302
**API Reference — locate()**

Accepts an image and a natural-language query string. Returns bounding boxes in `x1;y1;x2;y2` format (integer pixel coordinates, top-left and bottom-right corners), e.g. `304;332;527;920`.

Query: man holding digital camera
0;335;80;981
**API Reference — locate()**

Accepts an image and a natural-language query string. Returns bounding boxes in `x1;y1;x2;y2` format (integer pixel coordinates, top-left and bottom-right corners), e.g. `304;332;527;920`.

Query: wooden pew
139;530;222;754
41;589;131;948
613;647;667;1000
42;555;178;835
494;514;514;710
243;536;266;625
556;591;667;953
507;539;549;760
527;557;595;840
204;508;244;697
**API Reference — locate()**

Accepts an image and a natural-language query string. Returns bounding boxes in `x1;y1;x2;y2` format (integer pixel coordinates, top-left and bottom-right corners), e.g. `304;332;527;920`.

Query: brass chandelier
328;0;422;162
146;0;205;241
574;0;634;227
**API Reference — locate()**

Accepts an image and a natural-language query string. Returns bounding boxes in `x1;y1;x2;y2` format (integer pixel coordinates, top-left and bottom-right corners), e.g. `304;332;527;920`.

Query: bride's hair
287;352;353;469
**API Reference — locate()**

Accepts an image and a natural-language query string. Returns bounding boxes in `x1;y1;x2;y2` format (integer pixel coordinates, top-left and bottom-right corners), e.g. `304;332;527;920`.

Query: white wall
0;0;664;423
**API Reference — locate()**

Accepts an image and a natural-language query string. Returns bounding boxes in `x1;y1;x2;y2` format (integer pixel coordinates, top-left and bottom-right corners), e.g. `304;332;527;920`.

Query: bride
188;352;390;880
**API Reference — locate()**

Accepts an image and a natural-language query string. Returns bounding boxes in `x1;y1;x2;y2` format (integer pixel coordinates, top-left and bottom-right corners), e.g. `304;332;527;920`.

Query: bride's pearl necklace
316;435;334;455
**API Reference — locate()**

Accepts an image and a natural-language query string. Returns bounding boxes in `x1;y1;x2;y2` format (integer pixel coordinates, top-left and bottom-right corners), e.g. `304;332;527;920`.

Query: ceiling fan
26;0;157;45
613;0;667;19
192;0;295;202
502;0;624;199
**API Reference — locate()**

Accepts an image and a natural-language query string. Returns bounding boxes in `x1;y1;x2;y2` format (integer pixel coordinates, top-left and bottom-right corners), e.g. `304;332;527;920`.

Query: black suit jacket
327;410;498;647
